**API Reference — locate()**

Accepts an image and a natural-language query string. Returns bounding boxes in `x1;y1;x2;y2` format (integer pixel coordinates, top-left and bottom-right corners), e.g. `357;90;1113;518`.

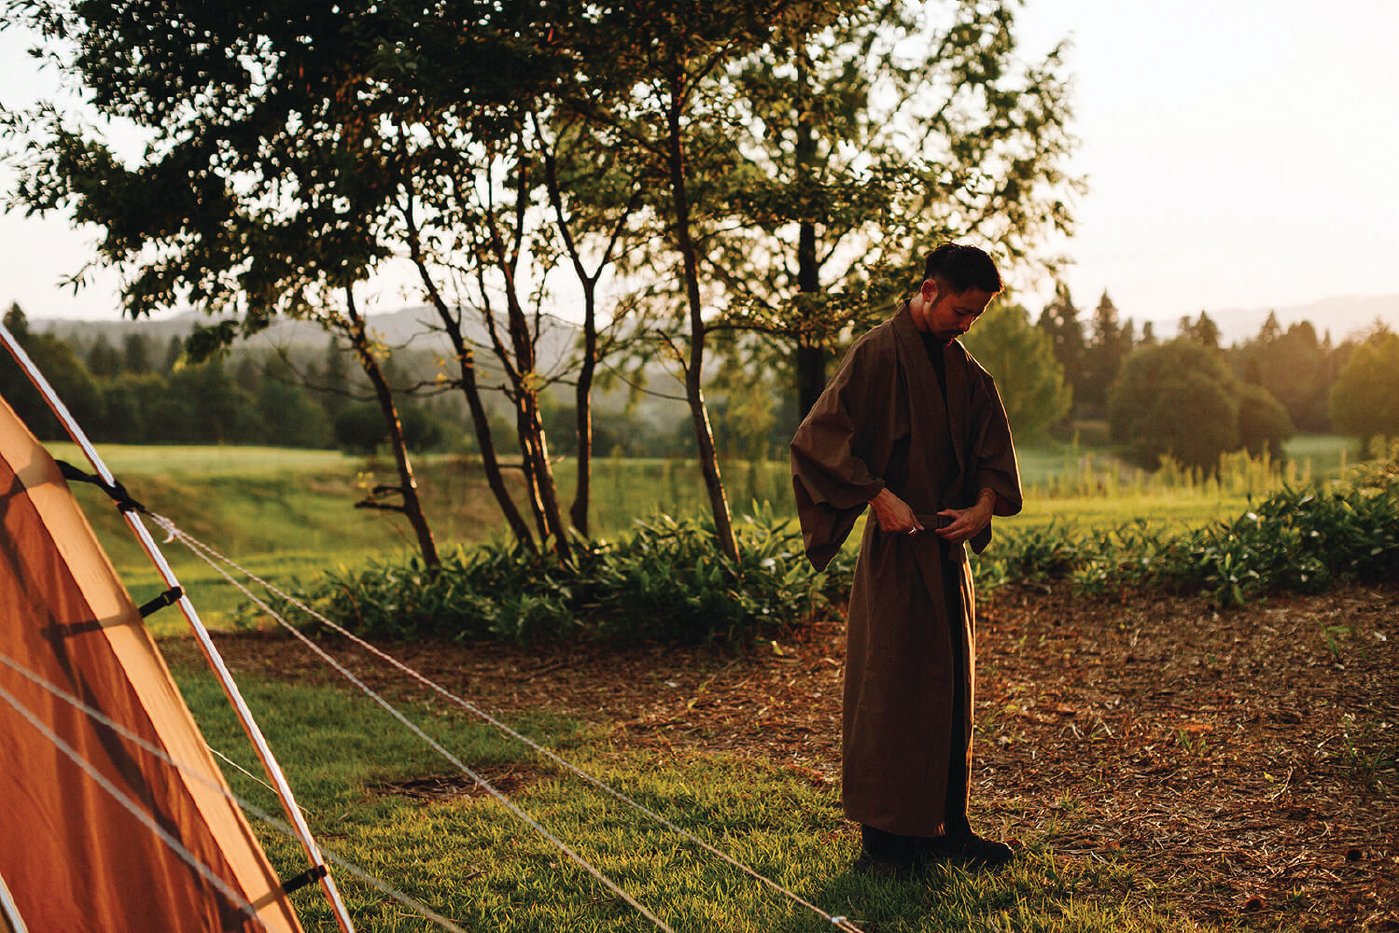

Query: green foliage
1236;381;1293;458
1109;339;1246;470
711;0;1081;351
295;508;832;645
333;402;444;455
972;458;1399;607
1078;291;1134;417
1329;325;1399;440
961;303;1071;445
1035;281;1086;413
0;303;103;440
1232;314;1336;431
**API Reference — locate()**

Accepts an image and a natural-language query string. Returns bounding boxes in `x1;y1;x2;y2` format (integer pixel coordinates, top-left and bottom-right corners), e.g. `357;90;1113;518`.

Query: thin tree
562;1;819;560
533;112;644;535
715;0;1080;419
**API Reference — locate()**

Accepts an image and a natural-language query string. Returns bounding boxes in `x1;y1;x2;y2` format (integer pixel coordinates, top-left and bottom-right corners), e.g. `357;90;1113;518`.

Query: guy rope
1;321;865;932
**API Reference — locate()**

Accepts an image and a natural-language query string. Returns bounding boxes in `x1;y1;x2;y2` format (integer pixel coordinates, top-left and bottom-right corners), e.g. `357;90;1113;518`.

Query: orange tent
0;393;302;931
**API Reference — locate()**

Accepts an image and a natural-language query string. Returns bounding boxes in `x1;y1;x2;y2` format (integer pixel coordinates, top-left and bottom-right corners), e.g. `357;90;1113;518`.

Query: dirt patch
165;583;1398;930
373;765;540;802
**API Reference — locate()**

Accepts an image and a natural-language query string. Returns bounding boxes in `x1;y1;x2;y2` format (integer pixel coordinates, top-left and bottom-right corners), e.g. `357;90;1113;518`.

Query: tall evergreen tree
122;332;151;374
1233;317;1341;431
1080;290;1132;415
162;336;183;373
1178;311;1221;350
1036;280;1086;410
86;334;122;378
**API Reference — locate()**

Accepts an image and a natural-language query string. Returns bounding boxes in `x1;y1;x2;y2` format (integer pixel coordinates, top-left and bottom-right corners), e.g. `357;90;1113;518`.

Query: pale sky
2;1;1397;327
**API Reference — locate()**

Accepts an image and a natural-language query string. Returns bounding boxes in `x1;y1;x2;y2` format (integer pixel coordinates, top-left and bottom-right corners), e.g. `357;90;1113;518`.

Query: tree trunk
404;226;536;550
794;49;826;419
665;89;739;563
497;252;572;561
570;279;597;536
796;221;826;418
343;289;439;568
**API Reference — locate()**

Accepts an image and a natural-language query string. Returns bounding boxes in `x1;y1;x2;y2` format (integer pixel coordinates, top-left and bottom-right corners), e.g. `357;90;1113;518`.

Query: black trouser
862;552;971;854
943;560;971;836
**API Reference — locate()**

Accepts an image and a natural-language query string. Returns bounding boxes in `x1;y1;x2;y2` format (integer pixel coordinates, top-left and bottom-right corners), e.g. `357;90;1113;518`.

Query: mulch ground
169;583;1399;930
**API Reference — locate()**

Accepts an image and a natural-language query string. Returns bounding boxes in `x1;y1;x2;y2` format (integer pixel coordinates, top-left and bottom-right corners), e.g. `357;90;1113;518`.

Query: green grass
63;441;1330;927
44;442;363;476
175;663;1199;931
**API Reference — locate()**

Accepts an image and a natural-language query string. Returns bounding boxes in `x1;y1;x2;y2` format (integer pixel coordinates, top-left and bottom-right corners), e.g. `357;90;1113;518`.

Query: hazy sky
2;1;1396;325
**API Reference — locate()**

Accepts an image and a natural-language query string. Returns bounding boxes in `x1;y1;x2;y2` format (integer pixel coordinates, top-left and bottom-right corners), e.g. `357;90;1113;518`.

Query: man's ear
921;278;939;305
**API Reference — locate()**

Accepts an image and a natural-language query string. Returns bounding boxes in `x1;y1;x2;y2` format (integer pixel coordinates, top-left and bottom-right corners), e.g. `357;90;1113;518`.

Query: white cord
0;652;467;932
163;528;676;932
154;514;865;933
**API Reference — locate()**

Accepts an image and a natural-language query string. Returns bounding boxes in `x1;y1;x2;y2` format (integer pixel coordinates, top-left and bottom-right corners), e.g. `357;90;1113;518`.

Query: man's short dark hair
922;243;1002;294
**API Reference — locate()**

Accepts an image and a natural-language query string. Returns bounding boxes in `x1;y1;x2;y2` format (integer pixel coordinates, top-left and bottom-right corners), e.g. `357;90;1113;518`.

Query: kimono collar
891;300;971;472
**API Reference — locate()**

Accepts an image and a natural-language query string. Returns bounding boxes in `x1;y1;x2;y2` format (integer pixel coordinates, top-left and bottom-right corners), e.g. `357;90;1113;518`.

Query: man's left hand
934;501;993;545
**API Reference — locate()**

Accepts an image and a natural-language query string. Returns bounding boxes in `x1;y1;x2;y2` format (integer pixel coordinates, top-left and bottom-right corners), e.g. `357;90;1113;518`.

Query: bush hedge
289;458;1398;643
294;507;835;645
976;456;1398;607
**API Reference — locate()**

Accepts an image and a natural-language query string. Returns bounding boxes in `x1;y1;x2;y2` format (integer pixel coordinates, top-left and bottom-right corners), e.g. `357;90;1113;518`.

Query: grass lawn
173;663;1193;932
43;438;1387;929
163;576;1396;930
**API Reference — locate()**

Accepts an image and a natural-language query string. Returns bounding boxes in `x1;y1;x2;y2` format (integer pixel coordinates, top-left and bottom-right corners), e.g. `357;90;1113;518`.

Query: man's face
923;280;995;345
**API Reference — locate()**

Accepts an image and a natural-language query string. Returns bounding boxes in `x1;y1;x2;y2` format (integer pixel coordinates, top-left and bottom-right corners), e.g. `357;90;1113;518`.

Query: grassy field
43;437;1381;930
176;665;1194;932
53;436;1357;634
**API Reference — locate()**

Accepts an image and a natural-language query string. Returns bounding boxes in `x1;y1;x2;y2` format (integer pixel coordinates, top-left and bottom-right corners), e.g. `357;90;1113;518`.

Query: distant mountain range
1138;293;1399;346
33;292;1399;352
33;305;584;371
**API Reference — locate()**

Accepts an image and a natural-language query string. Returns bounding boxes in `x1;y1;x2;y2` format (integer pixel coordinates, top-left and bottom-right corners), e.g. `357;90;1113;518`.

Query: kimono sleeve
789;335;894;570
968;364;1023;518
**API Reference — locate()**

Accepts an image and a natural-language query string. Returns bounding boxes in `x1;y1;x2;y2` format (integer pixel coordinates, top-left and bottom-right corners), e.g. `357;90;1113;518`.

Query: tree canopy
1329;326;1399;442
961;303;1070;445
1109;340;1241;471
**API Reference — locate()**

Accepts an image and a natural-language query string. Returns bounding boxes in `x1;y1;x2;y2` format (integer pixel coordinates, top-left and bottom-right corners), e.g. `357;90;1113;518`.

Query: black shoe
920;831;1015;869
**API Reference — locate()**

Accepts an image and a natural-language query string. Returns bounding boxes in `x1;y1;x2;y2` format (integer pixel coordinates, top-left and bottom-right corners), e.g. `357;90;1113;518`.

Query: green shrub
292;506;831;645
288;459;1397;644
975;457;1399;607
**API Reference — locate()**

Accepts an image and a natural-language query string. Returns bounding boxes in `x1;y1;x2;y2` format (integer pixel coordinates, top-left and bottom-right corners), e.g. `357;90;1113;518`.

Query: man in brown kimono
790;243;1022;872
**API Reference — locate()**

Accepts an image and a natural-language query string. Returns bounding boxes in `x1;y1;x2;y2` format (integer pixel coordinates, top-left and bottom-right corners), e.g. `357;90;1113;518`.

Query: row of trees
1036;286;1356;431
4;0;1080;564
1;304;458;451
1027;284;1396;469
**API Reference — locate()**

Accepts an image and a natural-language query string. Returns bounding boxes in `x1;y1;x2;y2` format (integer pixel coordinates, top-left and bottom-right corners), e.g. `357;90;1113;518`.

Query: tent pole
0;324;356;933
0;870;27;933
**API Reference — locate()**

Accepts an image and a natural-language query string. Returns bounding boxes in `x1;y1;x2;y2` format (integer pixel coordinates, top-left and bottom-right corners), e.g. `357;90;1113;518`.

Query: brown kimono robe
790;301;1022;836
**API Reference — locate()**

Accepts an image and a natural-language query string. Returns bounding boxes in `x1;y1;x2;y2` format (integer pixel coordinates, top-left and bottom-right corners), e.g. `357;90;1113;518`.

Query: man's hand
935;490;997;544
869;488;924;535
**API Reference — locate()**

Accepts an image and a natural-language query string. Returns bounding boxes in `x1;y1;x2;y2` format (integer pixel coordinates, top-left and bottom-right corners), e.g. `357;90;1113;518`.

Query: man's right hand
868;488;924;535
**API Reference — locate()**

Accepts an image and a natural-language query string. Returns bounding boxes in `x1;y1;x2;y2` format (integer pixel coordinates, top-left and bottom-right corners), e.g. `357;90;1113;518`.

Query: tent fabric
0;396;300;932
